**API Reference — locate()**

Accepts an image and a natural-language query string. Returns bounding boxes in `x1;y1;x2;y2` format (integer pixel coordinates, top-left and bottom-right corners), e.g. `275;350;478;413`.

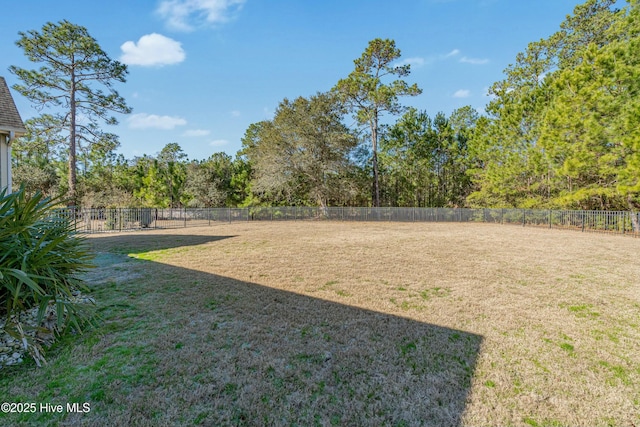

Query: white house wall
0;134;8;192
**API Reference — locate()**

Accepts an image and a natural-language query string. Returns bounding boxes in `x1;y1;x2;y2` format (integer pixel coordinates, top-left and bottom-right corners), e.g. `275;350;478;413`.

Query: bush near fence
53;207;640;237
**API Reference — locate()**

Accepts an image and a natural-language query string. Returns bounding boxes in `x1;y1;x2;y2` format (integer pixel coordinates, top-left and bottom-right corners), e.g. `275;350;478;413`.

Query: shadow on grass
2;233;483;427
85;233;237;255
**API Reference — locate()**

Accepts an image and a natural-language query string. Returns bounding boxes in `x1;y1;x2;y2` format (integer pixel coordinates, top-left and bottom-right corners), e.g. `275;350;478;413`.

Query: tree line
9;0;640;214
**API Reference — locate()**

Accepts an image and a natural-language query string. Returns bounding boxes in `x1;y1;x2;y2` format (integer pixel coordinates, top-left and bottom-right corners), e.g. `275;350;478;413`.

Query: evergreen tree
10;20;131;204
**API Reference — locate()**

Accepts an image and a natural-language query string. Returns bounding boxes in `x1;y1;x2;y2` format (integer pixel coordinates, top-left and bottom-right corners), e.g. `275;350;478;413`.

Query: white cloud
445;49;460;58
404;50;459;68
183;129;211;137
120;33;185;66
460;56;489;65
128;113;187;130
231;110;241;117
395;57;425;68
453;89;471;98
210;139;229;147
157;0;246;31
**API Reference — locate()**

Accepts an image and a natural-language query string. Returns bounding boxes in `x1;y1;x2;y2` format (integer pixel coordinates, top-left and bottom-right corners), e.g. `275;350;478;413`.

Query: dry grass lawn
1;221;639;426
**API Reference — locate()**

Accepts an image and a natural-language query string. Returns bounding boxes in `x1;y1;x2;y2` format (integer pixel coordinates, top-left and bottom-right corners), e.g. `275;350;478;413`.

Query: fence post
523;209;526;227
581;211;585;232
549;210;552;229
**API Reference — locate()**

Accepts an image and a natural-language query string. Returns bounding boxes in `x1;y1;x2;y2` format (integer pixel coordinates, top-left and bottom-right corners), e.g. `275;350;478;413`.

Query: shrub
0;188;94;365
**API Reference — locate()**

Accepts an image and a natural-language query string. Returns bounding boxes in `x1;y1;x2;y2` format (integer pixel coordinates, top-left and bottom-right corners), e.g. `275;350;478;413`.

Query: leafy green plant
0;188;95;365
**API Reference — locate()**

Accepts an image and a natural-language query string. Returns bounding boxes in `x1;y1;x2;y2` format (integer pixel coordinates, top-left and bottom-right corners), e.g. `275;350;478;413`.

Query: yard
1;221;639;426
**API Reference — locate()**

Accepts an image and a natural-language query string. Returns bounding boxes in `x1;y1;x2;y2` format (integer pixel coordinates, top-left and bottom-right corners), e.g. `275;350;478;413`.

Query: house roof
0;76;27;136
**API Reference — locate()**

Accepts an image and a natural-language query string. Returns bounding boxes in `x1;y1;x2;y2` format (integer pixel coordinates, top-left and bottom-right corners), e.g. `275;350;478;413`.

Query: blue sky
1;0;586;161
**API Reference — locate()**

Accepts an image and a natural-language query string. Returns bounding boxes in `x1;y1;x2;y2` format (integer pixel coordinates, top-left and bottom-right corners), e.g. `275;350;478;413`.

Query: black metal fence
53;206;640;237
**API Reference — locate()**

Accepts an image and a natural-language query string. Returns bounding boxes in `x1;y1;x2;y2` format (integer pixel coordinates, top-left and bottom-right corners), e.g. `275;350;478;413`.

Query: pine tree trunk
68;72;77;206
371;117;380;208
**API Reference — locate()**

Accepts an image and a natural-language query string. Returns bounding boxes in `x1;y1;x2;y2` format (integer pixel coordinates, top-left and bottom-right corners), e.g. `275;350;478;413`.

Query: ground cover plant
0;221;638;426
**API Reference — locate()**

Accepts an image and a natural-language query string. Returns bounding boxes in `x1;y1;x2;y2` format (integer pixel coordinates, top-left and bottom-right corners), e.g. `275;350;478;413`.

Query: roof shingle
0;76;27;135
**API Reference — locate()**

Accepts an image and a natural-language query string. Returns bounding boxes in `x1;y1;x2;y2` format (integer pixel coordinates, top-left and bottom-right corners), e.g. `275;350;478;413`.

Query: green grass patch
389;297;421;311
420;287;451;300
559;342;575;354
598;361;632;386
561;303;600;318
128;249;168;261
398;339;417;357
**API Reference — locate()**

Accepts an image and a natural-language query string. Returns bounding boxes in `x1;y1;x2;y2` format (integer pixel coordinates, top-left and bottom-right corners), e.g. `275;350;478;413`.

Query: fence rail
53;207;640;237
